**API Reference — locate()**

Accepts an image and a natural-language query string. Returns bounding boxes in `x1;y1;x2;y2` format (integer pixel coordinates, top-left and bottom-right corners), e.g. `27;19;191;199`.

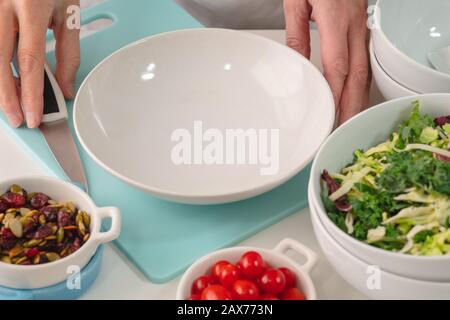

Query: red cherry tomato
279;267;297;288
232;280;260;300
189;294;201;300
238;251;265;279
258;268;286;294
260;293;279;300
219;264;241;289
211;260;230;279
201;285;232;300
280;287;306;300
191;275;216;294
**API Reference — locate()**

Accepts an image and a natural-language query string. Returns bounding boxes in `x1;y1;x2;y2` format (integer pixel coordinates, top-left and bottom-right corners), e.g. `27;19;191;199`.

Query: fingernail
26;112;40;129
7;113;23;128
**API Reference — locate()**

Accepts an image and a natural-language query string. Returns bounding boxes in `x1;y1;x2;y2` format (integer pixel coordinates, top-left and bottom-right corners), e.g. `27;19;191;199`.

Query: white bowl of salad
309;94;450;282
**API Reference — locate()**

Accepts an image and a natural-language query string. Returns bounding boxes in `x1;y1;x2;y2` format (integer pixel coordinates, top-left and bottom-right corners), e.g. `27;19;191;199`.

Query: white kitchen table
2;30;384;299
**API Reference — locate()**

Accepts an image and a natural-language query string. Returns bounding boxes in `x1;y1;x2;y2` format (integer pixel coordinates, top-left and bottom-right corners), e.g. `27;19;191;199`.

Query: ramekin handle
92;207;121;244
274;238;318;274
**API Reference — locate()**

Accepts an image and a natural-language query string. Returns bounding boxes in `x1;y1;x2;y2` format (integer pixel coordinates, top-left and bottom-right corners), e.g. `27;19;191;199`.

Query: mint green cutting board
0;0;310;283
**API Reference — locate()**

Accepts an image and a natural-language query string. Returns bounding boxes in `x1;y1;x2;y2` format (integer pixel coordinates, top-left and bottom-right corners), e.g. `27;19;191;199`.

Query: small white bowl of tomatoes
176;238;318;300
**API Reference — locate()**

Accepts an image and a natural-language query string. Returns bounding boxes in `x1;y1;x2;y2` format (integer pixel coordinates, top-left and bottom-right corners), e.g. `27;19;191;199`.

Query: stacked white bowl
308;94;450;300
371;0;450;100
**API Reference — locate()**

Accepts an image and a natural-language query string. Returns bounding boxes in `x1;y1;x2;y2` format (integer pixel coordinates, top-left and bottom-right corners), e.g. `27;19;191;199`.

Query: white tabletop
1;30;384;299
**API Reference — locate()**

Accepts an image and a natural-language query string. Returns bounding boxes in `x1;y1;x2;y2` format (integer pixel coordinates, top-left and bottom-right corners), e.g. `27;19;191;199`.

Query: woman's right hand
0;0;80;128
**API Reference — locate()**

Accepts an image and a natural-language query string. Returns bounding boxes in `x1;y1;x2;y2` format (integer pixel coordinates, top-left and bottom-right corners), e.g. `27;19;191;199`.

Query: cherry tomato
211;260;230;279
260;293;279;300
191;275;216;294
189;294;201;300
238;251;265;279
219;264;241;289
280;287;306;300
201;285;232;300
279;267;297;288
258;268;286;294
232;279;260;300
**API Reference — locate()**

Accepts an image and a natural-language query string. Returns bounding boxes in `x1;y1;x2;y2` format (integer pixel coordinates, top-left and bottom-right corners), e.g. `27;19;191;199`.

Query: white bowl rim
375;0;450;80
310;93;450;261
369;39;418;94
0;175;100;271
73;28;335;202
176;240;318;300
310;193;450;285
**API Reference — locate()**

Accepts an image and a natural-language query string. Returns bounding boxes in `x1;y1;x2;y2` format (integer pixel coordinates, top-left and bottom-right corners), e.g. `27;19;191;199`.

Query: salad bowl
309;94;450;282
74;28;334;204
372;0;450;93
369;40;417;100
310;198;450;300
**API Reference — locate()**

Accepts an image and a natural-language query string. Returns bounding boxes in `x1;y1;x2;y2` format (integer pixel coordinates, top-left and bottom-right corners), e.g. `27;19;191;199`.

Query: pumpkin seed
33;254;40;264
65;202;76;213
10;184;23;194
15;256;28;265
0;213;4;224
78;220;86;236
19;207;31;216
38;240;47;247
9;246;23;258
38;214;46;225
9;218;23;238
27;192;36;201
51;225;58;234
60;247;69;257
63;226;77;231
44;235;57;241
5;208;16;215
1;256;11;264
82;211;90;227
57;227;64;243
46;252;60;262
83;233;90;242
23;239;42;248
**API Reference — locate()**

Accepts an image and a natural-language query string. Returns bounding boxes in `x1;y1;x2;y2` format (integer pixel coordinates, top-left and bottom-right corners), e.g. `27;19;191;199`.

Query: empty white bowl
176;239;318;300
372;0;450;93
310;199;450;300
309;94;450;282
0;176;121;289
369;40;418;100
74;28;334;204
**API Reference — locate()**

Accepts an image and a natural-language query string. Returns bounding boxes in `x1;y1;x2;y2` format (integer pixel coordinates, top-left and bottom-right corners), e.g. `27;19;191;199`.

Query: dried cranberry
30;193;49;209
0;228;17;250
57;210;71;228
0;198;8;212
70;237;81;253
40;206;58;222
33;225;53;239
26;248;40;258
2;192;26;208
435;115;450;126
23;220;38;238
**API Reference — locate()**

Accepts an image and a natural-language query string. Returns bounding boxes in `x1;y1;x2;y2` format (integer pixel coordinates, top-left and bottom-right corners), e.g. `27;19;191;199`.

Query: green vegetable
419;127;438;144
322;101;450;256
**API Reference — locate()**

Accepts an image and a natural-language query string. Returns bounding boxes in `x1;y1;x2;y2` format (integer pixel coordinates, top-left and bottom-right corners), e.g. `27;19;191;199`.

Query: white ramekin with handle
0;176;121;289
176;238;318;300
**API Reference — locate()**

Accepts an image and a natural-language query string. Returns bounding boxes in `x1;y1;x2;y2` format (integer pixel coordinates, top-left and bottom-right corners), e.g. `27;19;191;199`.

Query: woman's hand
0;0;80;128
284;0;371;125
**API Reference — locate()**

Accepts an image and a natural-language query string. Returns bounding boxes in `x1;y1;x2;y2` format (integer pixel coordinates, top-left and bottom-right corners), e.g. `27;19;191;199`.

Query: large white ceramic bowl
176;239;318;300
372;0;450;93
309;94;450;282
0;176;121;289
369;40;418;100
310;199;450;300
74;28;334;204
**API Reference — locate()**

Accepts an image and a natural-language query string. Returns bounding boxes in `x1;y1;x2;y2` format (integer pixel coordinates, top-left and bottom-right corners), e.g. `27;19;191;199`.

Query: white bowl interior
379;0;450;70
176;246;316;300
74;28;334;203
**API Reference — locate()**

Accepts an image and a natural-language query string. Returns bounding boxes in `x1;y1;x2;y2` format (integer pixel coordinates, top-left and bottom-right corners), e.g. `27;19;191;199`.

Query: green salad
321;101;450;256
